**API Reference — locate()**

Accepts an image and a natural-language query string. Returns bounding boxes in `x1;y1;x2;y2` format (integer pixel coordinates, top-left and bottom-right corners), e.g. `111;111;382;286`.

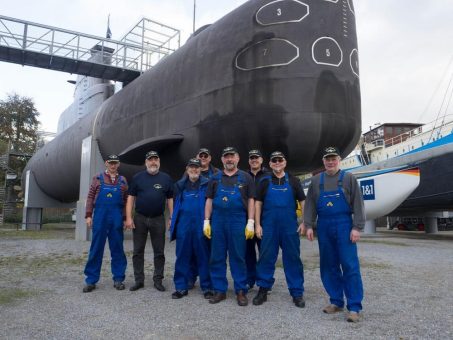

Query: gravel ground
0;226;452;339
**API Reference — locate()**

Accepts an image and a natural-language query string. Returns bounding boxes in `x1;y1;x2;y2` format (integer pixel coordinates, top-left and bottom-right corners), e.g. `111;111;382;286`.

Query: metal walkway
0;15;180;84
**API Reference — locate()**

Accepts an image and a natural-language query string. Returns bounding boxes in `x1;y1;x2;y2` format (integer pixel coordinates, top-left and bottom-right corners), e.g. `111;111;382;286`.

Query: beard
224;162;236;171
146;164;159;175
188;173;200;181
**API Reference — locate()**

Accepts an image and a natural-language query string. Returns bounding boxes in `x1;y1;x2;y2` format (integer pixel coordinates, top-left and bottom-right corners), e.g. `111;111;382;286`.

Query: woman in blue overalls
83;155;128;292
253;151;306;307
170;158;212;299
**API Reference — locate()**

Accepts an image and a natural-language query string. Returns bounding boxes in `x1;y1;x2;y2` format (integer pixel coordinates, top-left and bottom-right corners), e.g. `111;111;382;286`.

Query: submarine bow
24;0;361;202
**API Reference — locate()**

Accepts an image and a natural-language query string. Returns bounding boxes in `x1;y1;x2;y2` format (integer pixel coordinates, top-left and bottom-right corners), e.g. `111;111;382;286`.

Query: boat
341;116;453;215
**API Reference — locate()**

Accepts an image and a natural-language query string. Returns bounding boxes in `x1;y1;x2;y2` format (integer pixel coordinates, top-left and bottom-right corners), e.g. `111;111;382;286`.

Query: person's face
221;153;239;171
105;161;120;173
323;155;340;174
197;152;211;167
186;165;201;181
145;157;160;174
269;157;286;173
248;155;263;171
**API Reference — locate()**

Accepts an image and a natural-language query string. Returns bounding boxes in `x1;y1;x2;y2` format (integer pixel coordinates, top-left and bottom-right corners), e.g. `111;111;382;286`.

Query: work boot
82;284;96;293
171;290;188;299
154;281;166;292
293;295;305;308
209;292;226;304
323;304;344;314
236;290;248;306
129;282;144;291
347;312;360;323
113;281;125;290
252;287;268;306
203;291;214;299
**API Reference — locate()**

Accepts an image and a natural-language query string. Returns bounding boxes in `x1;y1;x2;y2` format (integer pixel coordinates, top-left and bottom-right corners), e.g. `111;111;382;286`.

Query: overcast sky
1;0;453;133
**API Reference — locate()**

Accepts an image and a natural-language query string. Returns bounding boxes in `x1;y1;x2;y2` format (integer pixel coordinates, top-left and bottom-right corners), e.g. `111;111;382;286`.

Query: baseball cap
269;151;285;160
322;146;340;158
198;148;210;156
248;149;262;158
145;150;159;159
106;154;120;163
187;158;201;167
221;146;238;156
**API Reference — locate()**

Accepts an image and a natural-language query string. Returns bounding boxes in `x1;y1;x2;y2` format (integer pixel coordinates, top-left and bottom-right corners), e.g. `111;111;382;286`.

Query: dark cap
197;148;210;156
187;158;201;167
106;154;120;163
248;149;262;158
322;146;340;158
145;150;159;159
221;146;238;156
270;151;285;160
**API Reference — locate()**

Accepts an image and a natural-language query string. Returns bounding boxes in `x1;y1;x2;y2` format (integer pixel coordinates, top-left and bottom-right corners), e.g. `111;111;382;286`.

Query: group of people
82;146;365;323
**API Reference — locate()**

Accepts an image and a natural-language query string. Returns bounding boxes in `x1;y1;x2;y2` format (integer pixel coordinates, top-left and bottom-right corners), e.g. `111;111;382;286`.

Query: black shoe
293;295;305;308
209;292;226;304
203;291;214;299
113;281;125;290
83;284;96;293
252;287;268;305
129;282;144;291
171;290;188;299
154;281;166;292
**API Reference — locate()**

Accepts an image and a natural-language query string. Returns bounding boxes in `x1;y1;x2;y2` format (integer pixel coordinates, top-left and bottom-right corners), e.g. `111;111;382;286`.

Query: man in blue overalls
170;158;213;299
252;151;306;307
246;149;270;289
186;148;220;290
83;154;128;293
303;147;365;322
204;147;255;306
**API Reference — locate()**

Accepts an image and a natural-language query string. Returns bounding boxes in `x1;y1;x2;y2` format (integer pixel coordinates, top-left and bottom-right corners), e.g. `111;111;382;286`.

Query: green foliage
0;93;40;156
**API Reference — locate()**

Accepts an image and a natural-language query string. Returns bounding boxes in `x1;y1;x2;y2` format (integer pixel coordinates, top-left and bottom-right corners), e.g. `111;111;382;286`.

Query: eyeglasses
249;156;259;160
198;153;209;159
271;158;285;163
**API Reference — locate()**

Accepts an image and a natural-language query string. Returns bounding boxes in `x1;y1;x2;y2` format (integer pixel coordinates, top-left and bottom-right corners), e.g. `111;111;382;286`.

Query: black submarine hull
25;0;361;202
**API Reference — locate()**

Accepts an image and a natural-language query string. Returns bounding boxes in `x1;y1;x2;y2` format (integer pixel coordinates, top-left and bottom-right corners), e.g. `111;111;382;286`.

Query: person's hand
350;229;360;243
306;228;314;241
203;220;211;239
167;218;172;230
125;217;135;230
297;222;306;236
245;219;255;240
255;224;263;239
85;217;92;229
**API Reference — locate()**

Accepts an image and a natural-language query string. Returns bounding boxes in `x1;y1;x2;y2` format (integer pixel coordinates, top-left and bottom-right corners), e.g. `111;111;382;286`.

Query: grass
0;288;36;305
0;224;74;240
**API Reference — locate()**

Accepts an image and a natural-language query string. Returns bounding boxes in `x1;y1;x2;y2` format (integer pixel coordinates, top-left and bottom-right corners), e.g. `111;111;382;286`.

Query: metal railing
0;15;180;74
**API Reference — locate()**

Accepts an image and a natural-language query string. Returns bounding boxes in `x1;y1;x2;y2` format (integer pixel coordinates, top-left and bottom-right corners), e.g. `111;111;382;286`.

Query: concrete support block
364;219;376;234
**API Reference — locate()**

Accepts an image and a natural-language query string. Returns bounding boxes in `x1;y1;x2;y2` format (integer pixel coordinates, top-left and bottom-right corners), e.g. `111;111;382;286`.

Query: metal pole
193;0;196;33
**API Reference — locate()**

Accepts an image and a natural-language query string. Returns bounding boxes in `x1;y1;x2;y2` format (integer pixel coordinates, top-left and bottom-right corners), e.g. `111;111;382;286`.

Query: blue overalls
171;180;211;292
84;174;127;285
256;174;304;297
316;171;363;312
210;172;248;293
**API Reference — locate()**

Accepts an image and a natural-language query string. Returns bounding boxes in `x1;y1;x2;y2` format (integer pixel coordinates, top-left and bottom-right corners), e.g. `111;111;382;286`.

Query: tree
0;93;40;155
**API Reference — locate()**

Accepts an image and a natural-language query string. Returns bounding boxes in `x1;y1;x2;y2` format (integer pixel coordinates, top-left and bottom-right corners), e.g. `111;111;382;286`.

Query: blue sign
360;179;375;200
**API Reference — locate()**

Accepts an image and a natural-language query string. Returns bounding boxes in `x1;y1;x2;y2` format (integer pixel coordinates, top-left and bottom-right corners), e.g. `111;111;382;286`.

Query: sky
1;0;453;134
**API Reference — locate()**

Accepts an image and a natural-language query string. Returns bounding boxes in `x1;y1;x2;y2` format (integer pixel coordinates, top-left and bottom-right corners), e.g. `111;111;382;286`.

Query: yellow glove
203;220;211;239
245;219;255;240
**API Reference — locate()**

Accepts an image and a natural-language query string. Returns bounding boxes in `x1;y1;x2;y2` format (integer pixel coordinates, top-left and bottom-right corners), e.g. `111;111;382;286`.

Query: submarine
24;0;361;203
